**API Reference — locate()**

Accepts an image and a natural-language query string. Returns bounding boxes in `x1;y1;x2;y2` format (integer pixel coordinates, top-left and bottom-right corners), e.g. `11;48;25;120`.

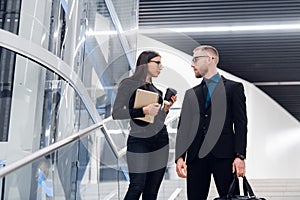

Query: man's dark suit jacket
176;76;247;164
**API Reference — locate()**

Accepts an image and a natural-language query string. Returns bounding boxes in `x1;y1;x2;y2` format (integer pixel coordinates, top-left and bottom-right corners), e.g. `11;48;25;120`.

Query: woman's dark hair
130;50;161;82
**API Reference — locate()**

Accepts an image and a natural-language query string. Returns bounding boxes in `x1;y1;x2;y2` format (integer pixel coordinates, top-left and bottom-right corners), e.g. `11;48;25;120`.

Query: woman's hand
143;103;161;117
164;95;177;112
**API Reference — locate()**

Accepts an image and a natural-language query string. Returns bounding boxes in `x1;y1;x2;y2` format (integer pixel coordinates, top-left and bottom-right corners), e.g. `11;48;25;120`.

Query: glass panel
0;47;16;141
0;0;22;34
0;45;130;199
0;127;130;199
3;0;139;119
0;128;110;199
83;0;138;118
0;47;94;166
102;117;128;153
48;0;134;119
97;137;121;199
18;0;67;54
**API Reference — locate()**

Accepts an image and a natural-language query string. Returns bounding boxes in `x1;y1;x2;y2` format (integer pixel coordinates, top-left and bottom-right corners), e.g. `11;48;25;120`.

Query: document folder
133;89;159;123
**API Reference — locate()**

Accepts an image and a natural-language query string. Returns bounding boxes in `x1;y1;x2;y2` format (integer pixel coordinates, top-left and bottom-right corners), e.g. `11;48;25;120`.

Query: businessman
175;45;247;199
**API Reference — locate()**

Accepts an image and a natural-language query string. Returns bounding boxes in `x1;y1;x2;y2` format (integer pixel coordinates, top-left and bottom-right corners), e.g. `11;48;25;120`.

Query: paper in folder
133;89;159;123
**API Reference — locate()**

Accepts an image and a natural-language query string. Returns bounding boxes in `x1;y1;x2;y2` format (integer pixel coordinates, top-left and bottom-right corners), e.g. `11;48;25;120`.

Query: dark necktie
202;81;210;108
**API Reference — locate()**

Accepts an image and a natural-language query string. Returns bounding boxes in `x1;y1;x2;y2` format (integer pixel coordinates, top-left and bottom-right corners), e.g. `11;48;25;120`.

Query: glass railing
0;111;186;199
0;46;100;163
0;122;127;199
0;35;133;199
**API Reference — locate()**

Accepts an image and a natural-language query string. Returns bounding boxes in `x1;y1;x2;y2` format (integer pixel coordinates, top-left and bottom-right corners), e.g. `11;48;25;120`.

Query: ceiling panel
140;0;300;26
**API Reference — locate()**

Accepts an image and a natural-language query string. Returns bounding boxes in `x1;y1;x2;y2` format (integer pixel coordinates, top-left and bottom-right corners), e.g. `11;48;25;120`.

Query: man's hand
232;158;246;177
176;157;187;178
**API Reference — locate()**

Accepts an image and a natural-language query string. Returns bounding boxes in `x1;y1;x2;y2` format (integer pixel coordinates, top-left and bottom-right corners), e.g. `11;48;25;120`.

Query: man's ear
208;56;214;63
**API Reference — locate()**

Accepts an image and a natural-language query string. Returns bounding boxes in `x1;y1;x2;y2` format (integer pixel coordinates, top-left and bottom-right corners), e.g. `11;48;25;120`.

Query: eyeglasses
149;60;163;69
192;56;209;63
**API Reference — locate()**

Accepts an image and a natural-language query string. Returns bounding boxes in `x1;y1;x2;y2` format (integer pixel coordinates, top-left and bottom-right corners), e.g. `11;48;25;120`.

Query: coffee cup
164;88;177;105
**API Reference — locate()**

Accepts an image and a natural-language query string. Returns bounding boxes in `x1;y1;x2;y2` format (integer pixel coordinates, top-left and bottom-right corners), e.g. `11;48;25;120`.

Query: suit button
203;126;206;130
205;114;208;118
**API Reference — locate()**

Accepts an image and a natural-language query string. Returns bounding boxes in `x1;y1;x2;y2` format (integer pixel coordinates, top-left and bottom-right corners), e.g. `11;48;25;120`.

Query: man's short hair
193;45;219;64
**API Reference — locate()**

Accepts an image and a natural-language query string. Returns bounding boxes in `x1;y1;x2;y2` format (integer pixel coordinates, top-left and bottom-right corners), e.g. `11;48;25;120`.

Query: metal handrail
0;122;103;178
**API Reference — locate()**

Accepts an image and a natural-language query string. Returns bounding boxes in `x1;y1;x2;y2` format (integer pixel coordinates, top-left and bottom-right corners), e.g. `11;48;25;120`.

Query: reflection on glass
0;127;132;199
0;47;94;167
0;48;16;141
0;0;21;35
2;130;100;199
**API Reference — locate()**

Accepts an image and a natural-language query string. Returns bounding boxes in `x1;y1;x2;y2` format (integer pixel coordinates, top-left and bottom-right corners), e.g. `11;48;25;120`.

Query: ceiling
139;0;300;121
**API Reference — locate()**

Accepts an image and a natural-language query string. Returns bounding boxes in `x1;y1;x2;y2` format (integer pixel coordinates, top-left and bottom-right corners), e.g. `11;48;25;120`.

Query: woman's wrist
163;106;169;112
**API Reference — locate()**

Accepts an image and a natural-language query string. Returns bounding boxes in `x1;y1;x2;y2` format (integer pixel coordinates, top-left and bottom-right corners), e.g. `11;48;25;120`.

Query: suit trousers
187;154;238;200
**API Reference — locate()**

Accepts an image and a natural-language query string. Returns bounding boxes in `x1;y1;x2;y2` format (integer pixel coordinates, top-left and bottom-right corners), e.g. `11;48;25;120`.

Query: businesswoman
112;51;175;200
